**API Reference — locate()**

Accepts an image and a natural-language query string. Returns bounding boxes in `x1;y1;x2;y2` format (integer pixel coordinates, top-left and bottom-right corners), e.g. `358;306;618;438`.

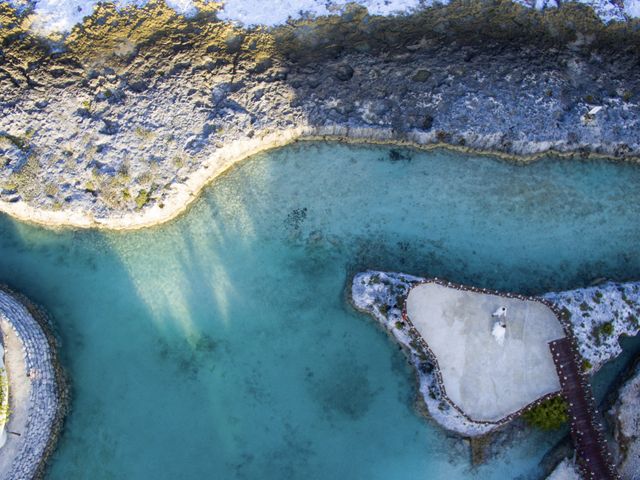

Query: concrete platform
0;319;31;476
405;282;565;422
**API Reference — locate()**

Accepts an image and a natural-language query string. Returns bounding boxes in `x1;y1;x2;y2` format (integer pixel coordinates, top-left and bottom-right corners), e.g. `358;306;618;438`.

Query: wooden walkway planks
549;338;620;480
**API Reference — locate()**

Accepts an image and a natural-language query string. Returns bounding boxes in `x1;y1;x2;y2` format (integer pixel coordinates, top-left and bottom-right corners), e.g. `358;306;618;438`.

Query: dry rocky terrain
1;1;640;227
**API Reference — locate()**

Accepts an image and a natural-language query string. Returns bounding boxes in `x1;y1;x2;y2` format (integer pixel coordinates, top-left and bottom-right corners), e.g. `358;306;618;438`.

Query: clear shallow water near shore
1;142;640;479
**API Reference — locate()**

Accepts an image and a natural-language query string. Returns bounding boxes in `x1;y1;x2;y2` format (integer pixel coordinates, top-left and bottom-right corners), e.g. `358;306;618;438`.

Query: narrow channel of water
1;142;639;479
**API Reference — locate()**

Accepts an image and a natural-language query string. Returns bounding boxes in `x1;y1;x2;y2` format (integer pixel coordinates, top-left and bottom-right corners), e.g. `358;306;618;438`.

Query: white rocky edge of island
608;359;640;478
543;283;640;373
0;288;65;480
545;458;582;480
351;271;640;437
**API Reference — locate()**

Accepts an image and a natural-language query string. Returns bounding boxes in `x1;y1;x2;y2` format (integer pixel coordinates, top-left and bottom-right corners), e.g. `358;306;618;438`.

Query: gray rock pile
609;360;640;479
0;289;66;480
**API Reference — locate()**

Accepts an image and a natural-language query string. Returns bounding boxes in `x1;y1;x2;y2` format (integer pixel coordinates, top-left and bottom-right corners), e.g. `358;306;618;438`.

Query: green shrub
581;358;592;372
599;321;614;336
593;321;614;343
135;189;150;209
559;307;571;321
523;397;568;430
0;368;9;424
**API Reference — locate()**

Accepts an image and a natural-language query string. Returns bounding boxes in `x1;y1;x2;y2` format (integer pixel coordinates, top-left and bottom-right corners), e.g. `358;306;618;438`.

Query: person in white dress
491;306;507;346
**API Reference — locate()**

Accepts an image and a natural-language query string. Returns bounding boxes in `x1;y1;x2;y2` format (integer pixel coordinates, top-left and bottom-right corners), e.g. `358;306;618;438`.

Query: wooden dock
549;338;620;480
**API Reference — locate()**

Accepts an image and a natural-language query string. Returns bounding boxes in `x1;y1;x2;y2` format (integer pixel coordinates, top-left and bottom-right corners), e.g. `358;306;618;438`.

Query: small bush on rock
135;190;150;209
523;396;568;430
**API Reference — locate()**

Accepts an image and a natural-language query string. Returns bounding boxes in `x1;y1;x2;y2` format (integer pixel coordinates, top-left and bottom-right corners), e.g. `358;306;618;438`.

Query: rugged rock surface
544;282;640;372
546;458;582;480
609;360;640;479
1;1;640;228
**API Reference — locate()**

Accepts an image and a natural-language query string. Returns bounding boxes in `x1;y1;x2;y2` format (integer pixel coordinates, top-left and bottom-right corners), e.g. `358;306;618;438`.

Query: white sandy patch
406;283;564;422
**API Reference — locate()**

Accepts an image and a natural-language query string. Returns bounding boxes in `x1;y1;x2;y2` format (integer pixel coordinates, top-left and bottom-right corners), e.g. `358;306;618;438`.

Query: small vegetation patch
0;368;9;425
135;189;150;209
523;396;568;430
592;321;614;344
599;321;614;336
0;132;30;152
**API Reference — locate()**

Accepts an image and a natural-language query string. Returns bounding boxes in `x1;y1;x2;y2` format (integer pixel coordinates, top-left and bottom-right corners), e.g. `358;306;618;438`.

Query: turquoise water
1;142;640;479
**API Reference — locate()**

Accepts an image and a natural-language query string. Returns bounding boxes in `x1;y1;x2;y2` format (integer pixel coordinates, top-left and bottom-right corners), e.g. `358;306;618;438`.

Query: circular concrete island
405;282;566;423
0;288;66;480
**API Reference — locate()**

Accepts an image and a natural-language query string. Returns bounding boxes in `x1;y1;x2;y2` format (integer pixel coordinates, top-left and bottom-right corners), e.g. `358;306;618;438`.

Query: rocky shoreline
608;358;640;478
0;287;67;480
351;270;640;437
2;1;640;229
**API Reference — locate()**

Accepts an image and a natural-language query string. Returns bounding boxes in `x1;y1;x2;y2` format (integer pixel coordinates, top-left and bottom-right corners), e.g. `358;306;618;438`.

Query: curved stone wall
0;288;66;480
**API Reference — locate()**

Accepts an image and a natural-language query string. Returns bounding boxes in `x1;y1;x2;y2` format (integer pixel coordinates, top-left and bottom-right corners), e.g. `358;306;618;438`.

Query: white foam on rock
0;0;638;35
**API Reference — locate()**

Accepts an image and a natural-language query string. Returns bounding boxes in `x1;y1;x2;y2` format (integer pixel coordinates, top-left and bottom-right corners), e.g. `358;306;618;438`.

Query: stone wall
0;288;65;480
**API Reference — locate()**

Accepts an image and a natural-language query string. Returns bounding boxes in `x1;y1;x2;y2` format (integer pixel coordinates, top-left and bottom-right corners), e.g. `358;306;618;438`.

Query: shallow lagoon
1;142;640;479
